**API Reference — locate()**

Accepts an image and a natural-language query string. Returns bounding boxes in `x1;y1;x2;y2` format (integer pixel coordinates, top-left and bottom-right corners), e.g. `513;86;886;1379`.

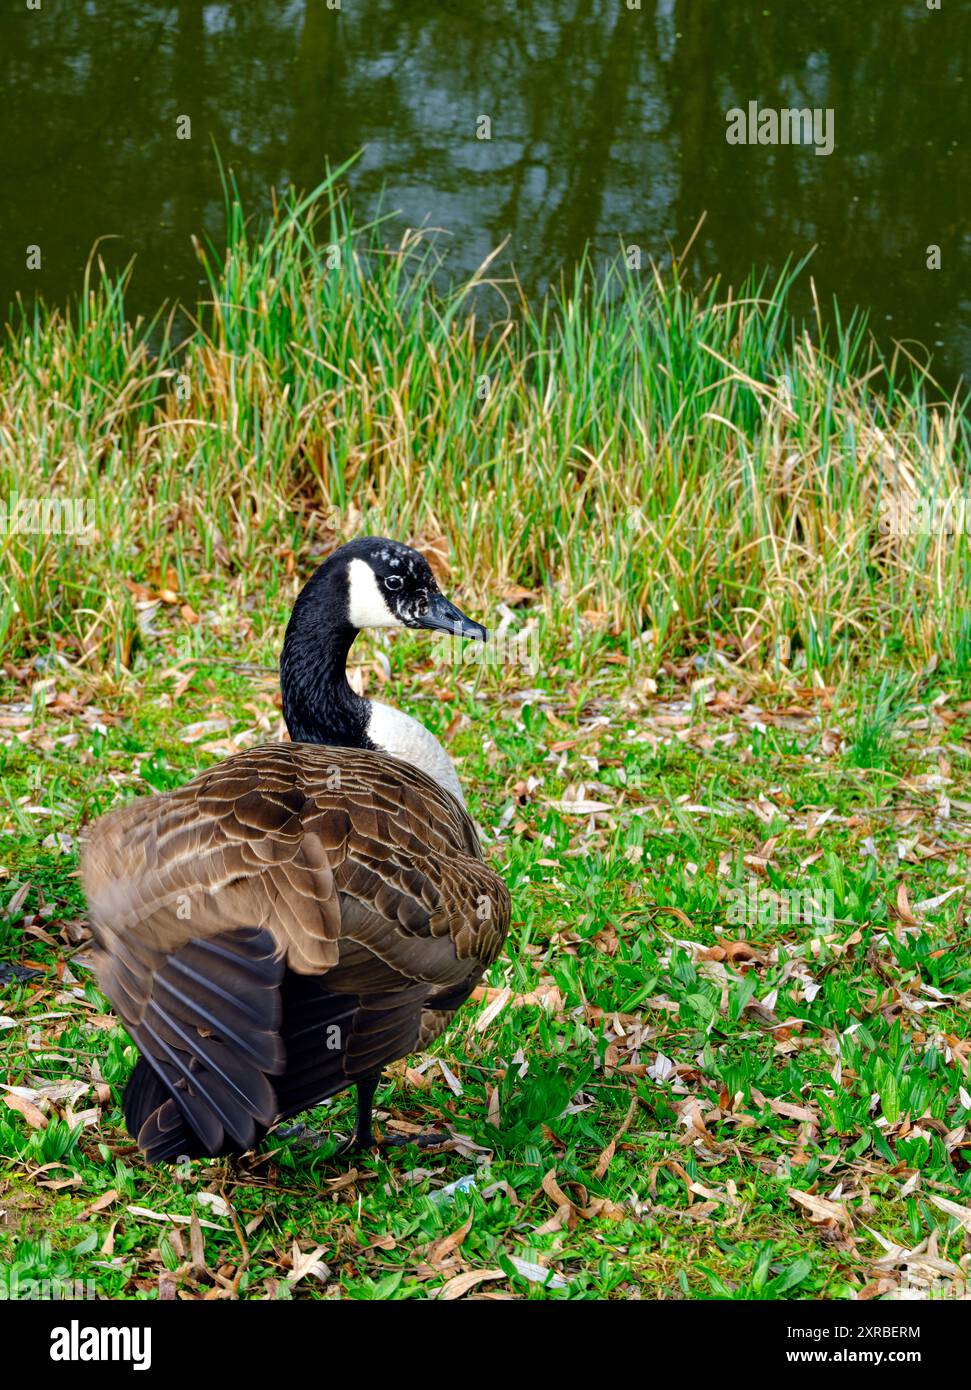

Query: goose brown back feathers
82;742;510;1158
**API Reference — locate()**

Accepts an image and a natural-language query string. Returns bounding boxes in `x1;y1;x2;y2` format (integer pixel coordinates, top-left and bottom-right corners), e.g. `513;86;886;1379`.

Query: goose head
342;538;487;641
279;538;487;785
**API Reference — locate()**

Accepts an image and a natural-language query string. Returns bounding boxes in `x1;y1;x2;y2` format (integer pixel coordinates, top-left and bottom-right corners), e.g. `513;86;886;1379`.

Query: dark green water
2;1;969;385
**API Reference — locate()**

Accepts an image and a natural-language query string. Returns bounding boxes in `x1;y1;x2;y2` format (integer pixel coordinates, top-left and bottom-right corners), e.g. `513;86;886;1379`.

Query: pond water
2;0;968;387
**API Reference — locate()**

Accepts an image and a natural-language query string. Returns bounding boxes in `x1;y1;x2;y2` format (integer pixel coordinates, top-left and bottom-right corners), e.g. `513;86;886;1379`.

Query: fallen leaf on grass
592;1096;638;1180
689;1181;737;1206
189;1211;206;1273
541;1169;576;1215
805;808;835;841
533;1203;572;1236
81;1189;119;1217
437;1269;505;1300
506;1256;569;1289
912;886;963;916
287;1242;330;1286
474;986;511;1031
894;881;920;928
927;1194;971;1233
435;1058;463;1097
428;1213;473;1267
196;1192;231;1218
321;1168;376;1191
178;718;231;744
101;1220;119;1257
767;1098;820;1126
646;1051;677;1082
788;1187;852;1233
126;1205;228;1232
3;1094;47;1128
541;1168;625;1223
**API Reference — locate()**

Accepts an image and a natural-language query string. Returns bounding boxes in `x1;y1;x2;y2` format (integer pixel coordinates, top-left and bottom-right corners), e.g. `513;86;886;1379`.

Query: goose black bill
420;593;488;641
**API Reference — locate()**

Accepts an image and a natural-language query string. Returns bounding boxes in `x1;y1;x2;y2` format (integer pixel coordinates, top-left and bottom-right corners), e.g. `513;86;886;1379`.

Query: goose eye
385;575;404;592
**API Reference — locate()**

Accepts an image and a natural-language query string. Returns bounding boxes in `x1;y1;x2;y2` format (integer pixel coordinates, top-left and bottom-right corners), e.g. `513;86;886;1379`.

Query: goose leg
279;1075;450;1155
351;1072;380;1149
345;1074;450;1152
278;1075;382;1153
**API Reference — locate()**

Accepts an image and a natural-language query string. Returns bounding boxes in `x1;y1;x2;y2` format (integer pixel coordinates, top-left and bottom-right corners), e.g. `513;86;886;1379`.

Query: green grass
0;166;968;684
0;171;970;1300
1;607;970;1300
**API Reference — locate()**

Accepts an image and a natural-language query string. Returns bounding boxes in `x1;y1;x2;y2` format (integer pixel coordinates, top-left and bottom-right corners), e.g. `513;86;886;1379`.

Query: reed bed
0;170;967;678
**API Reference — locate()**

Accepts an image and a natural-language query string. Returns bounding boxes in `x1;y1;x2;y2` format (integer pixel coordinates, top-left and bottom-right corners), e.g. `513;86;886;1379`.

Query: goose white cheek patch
347;558;403;629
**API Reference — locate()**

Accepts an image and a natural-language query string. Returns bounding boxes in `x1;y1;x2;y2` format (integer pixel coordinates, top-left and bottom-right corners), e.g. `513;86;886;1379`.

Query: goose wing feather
82;743;509;1153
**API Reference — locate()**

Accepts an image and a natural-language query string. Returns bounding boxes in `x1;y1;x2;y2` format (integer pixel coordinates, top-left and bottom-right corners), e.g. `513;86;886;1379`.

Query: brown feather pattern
82;742;510;1157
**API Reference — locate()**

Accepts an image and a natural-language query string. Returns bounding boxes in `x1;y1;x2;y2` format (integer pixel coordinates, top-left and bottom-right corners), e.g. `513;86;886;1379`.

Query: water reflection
1;0;967;383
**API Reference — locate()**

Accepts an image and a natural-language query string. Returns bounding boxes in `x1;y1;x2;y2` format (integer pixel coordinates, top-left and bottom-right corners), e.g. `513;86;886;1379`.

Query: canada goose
81;538;510;1161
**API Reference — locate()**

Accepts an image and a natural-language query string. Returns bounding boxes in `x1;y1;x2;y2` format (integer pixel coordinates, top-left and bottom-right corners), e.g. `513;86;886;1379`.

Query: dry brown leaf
100;1219;119;1257
927;1194;971;1233
689;1181;737;1205
190;1210;206;1273
4;1093;47;1128
716;936;767;963
474;987;511;1032
541;1169;575;1211
533;1204;572;1235
418;536;452;582
581;1196;627;1222
428;1214;474;1267
650;1158;694;1202
895;880;920;927
768;1098;820;1125
592;1097;638;1180
437;1268;505;1300
126;1206;227;1231
287;1242;329;1286
788;1187;852;1232
500;584;538;607
652;905;696;930
81;1188;119;1217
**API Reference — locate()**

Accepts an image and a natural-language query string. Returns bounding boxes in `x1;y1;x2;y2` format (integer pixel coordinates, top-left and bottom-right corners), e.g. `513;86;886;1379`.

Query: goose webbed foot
342;1074;451;1153
336;1129;451;1155
376;1129;451;1151
277;1077;452;1156
275;1122;332;1149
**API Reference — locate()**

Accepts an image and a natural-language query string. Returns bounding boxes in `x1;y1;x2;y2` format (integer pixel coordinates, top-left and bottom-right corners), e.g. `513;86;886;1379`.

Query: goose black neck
279;567;374;749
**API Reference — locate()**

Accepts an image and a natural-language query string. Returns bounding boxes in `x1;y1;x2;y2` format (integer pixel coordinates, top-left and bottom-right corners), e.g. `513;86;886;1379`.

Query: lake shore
2;179;968;684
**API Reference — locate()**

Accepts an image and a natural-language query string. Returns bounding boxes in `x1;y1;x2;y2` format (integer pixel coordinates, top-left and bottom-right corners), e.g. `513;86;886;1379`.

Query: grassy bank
2;647;970;1300
1;175;970;1301
1;170;969;680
